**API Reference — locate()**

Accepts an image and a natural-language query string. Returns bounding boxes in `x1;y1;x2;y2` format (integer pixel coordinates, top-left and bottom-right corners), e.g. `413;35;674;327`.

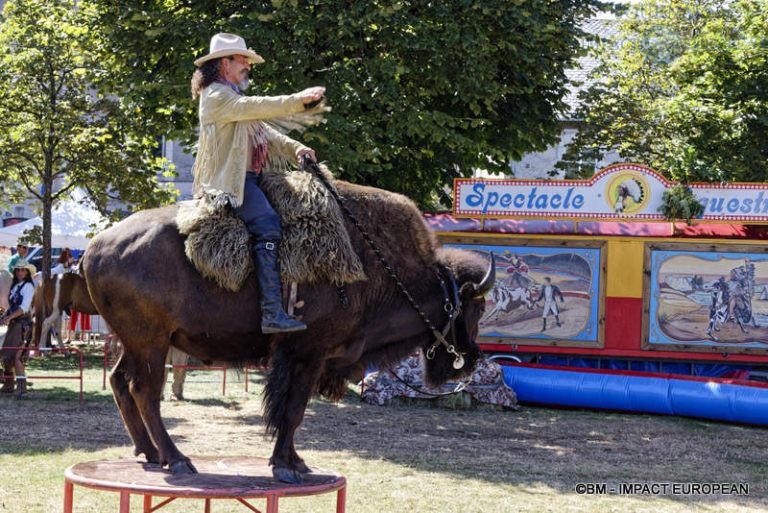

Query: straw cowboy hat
194;33;265;67
12;258;36;276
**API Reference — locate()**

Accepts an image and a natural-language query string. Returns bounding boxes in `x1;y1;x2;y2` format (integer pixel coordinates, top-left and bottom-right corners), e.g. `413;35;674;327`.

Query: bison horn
473;252;496;297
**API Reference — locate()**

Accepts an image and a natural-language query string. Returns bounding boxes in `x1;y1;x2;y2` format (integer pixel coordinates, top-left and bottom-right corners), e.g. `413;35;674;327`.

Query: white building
507;18;621;180
158;137;195;201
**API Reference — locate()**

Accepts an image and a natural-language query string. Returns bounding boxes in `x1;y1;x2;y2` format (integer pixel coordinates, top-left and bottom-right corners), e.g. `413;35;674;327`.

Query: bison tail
262;345;322;438
263;346;298;438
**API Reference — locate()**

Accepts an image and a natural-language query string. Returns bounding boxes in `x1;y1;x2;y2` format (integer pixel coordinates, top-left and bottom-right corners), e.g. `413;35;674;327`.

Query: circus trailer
428;163;768;425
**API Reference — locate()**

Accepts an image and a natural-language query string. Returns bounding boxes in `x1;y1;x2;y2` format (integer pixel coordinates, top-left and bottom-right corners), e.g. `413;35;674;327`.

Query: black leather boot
253;242;307;334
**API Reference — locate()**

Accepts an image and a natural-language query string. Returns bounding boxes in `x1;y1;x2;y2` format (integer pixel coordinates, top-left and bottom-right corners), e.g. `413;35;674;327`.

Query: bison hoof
273;466;303;484
169;459;198;475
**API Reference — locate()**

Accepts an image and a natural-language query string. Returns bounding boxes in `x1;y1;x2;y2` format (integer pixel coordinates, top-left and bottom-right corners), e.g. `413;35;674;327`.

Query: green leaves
17;225;42;247
559;0;768;184
658;184;704;224
0;0;177;274
87;0;603;209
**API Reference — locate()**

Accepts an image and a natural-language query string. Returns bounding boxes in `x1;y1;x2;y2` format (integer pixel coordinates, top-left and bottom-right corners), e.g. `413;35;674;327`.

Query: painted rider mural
502;251;533;289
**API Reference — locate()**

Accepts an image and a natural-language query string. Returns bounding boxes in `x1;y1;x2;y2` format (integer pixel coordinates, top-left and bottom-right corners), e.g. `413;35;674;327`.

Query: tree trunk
42;160;53;283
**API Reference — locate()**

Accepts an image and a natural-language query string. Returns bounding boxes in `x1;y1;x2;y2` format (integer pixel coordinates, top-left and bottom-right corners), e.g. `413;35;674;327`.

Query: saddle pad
176;166;366;292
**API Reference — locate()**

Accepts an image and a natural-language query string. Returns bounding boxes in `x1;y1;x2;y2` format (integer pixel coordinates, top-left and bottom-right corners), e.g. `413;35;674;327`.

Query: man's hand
298;86;325;104
297;147;316;164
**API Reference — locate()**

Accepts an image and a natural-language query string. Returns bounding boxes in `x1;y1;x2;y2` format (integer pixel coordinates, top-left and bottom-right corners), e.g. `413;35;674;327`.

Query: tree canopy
0;0;176;274
558;0;768;183
88;0;605;208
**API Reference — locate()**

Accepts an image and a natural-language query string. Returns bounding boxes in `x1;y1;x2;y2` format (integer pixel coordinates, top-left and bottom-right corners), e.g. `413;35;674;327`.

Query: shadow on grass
179;397;243;409
4;374;767;508
237;388;768;506
22;352;94;372
0;387;188;457
0;385;112;403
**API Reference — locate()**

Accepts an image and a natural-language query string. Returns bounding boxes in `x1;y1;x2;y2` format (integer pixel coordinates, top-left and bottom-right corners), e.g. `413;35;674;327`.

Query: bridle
426;263;466;369
300;156;473;370
386;267;476;398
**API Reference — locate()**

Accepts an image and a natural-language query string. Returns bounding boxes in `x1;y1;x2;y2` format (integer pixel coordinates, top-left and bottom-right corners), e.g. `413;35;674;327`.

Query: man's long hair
191;59;221;100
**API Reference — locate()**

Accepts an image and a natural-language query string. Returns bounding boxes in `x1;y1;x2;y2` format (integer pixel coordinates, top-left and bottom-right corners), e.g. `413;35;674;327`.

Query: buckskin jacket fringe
191;82;309;207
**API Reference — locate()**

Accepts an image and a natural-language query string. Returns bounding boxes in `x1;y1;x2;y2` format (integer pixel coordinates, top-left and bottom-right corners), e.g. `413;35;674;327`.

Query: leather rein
300;156;467;369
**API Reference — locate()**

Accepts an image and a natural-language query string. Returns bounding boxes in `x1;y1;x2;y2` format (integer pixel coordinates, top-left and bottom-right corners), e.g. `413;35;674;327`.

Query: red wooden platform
63;456;346;513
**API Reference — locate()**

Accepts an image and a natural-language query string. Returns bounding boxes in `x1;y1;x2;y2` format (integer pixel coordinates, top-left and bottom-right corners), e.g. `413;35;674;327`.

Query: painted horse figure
487;282;534;319
82;180;493;483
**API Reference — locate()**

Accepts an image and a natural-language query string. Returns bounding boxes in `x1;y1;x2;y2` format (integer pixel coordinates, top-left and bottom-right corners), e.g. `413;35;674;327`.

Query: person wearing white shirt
0;259;37;397
51;248;74;276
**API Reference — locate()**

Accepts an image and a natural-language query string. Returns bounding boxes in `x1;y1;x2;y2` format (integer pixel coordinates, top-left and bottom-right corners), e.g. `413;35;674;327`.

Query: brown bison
82;180;493;483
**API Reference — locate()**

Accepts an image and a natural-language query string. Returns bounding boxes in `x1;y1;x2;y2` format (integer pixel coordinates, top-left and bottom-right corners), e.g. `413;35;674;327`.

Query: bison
82;180;494;483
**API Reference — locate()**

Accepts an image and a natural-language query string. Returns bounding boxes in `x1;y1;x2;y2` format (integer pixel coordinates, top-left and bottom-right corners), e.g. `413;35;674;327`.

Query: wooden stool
63;456;346;513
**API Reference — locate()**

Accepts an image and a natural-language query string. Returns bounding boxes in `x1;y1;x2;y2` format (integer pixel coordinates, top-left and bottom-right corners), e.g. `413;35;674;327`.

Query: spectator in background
50;248;74;276
162;347;190;401
64;254;91;343
7;243;28;273
0;259;36;397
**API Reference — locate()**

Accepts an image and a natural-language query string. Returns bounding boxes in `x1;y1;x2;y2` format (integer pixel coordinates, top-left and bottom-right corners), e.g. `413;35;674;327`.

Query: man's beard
237;76;250;92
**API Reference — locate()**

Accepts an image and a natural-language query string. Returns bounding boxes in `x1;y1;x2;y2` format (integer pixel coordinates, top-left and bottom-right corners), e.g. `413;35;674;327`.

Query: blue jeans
236;173;281;243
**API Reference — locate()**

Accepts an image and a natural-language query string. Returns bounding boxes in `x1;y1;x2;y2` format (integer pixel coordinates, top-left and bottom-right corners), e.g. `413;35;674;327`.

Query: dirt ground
0;353;767;512
0;362;768;513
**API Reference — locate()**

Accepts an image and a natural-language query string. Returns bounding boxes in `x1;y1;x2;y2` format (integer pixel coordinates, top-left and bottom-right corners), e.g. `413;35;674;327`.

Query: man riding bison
82;33;494;484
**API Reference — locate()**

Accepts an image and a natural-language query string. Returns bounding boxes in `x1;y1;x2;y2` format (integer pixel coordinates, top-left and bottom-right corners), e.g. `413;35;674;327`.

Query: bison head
423;248;495;386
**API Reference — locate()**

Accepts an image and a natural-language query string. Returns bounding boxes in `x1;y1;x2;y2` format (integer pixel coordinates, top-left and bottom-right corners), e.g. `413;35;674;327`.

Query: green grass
0;344;767;512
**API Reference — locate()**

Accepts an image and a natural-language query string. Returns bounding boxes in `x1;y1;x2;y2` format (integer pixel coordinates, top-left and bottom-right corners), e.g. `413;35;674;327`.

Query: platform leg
336;485;346;513
266;495;278;513
119;491;131;513
143;494;152;512
63;480;74;513
204;498;211;513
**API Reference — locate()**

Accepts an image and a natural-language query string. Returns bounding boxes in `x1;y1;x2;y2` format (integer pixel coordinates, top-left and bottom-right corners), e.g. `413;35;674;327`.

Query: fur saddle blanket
176;164;366;292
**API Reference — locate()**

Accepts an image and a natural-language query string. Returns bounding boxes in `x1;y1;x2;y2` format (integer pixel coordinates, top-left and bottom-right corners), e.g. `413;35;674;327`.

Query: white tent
0;192;107;250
